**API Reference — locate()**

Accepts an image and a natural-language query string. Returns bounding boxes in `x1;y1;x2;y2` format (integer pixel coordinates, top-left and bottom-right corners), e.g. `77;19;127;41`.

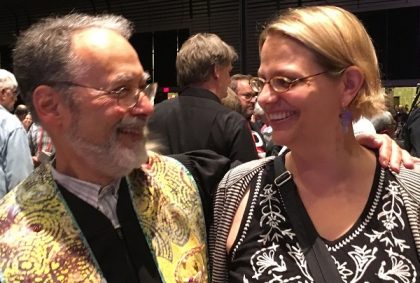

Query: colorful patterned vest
0;152;208;283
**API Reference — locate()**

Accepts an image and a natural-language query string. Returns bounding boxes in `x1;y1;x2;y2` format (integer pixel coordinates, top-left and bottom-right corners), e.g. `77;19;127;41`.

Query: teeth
269;111;295;120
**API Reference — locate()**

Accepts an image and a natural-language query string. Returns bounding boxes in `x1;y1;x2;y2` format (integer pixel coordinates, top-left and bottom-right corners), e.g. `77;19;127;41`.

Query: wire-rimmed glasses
44;80;158;109
249;71;329;94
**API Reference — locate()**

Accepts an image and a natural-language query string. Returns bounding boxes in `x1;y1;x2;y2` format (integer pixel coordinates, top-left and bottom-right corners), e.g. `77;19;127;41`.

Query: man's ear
340;66;364;108
213;64;221;79
33;85;64;126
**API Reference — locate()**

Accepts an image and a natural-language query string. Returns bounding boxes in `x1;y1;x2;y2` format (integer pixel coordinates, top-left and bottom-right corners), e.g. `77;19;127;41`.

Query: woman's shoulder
219;156;275;187
398;166;420;192
393;166;420;205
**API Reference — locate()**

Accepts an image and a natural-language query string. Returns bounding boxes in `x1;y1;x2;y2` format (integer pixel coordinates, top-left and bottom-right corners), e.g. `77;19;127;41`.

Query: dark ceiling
0;0;419;85
1;1;419;40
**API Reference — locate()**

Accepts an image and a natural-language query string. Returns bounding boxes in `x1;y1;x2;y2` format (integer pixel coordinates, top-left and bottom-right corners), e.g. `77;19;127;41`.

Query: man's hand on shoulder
356;133;416;173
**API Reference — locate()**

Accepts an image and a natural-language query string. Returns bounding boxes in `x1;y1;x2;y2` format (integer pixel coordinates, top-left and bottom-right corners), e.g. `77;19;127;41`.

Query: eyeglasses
5;88;18;96
45;81;158;109
249;71;329;94
239;92;258;101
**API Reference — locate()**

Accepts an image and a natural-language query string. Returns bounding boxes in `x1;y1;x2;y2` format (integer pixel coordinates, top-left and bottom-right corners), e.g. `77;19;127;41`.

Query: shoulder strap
273;155;343;283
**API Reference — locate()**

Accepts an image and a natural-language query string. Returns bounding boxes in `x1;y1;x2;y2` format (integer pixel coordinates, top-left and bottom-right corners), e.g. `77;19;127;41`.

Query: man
27;122;55;167
147;33;258;164
0;14;227;282
0;69;33;198
230;74;267;157
404;107;420;157
230;74;257;121
14;104;29;123
371;110;397;137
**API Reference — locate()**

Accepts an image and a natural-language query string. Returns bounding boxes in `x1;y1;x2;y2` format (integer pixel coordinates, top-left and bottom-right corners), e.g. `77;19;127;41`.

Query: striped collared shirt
51;167;122;228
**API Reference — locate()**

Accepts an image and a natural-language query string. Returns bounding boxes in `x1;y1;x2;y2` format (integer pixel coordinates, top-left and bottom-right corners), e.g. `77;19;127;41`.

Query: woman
210;6;420;282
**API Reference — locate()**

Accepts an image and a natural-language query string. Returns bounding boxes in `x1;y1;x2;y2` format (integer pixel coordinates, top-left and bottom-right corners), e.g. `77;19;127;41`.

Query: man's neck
188;81;220;99
54;156;119;187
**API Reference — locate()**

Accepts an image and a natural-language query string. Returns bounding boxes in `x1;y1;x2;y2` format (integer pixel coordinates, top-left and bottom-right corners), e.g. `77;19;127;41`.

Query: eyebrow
111;72;150;86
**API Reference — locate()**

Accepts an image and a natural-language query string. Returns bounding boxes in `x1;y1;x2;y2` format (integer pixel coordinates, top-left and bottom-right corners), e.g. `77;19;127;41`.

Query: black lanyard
273;155;343;283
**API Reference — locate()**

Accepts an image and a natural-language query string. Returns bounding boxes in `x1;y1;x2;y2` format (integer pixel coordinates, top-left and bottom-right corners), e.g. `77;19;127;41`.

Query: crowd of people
0;5;419;283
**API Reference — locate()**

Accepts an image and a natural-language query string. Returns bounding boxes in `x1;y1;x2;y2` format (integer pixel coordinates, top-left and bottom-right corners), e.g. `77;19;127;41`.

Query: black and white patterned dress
227;162;420;283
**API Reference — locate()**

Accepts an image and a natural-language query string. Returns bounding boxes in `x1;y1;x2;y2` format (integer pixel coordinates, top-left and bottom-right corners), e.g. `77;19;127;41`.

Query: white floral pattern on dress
234;168;419;282
259;183;294;245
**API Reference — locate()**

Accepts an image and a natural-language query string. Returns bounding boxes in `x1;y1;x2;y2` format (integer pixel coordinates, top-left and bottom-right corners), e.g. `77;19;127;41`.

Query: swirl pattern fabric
130;152;208;283
0;152;208;283
0;164;102;282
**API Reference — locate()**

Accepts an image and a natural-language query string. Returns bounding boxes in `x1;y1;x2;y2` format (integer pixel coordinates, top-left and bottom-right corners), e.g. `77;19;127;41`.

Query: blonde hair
222;87;242;113
260;6;385;119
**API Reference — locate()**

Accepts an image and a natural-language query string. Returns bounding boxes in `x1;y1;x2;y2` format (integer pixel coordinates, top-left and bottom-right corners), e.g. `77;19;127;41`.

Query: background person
147;33;258;165
230;74;267;157
27;122;55;167
221;86;242;114
0;69;33;198
14;104;29;123
371;110;397;137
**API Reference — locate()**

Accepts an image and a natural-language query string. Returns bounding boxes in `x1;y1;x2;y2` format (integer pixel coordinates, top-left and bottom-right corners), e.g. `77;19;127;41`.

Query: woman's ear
32;85;64;126
340;66;364;108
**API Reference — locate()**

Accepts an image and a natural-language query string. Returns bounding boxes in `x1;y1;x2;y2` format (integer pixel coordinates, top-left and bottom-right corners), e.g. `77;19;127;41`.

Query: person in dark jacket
147;33;258;165
404;107;420;157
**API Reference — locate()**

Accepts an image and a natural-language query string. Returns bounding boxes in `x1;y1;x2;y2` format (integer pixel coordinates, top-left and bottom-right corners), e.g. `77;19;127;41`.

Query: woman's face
257;34;342;148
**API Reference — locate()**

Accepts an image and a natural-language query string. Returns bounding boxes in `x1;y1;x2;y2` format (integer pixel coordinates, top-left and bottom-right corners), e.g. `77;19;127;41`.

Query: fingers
377;136;392;170
401;149;415;169
387;140;402;173
355;133;382;149
356;133;416;173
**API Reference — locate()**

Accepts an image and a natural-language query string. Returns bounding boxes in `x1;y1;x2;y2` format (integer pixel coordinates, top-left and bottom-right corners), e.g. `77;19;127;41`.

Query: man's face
236;79;257;120
0;88;17;112
61;28;154;178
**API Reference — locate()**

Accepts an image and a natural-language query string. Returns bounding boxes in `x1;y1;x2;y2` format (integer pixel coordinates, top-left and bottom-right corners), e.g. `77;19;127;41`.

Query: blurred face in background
236;79;258;120
0;87;17;111
22;113;33;131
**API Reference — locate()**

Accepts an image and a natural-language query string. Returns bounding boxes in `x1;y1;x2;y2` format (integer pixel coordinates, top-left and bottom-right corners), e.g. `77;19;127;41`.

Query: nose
257;84;278;108
130;95;154;118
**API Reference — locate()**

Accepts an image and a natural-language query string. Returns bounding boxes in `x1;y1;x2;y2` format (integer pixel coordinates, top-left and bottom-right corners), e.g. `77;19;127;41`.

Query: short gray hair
230;74;253;93
176;33;237;87
13;13;134;122
0;69;18;91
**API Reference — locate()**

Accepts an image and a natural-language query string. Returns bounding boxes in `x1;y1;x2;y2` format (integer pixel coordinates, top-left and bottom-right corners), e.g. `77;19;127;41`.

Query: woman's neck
285;133;376;189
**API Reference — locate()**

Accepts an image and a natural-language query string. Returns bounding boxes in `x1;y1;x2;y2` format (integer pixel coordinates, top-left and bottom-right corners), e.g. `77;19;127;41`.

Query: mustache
116;116;146;130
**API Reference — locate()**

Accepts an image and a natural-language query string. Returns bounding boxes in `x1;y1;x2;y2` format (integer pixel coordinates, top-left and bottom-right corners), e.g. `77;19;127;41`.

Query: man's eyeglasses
5;88;18;96
45;81;158;109
239;92;258;101
249;71;329;94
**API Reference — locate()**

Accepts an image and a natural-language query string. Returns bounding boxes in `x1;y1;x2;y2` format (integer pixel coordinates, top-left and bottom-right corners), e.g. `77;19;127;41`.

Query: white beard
66;115;148;178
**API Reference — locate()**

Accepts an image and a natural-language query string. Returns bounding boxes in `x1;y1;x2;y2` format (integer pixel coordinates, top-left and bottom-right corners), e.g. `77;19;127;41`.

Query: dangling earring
339;108;352;133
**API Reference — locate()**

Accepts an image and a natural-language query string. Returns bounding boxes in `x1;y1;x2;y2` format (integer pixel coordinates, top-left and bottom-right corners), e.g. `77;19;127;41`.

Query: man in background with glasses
0;14;223;282
230;74;267;157
0;69;33;198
